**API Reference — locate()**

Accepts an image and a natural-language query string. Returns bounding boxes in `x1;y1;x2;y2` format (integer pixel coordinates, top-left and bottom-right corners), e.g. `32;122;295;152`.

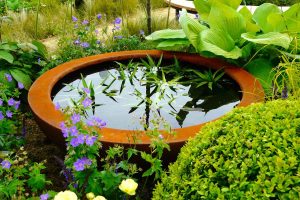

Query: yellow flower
93;196;107;200
119;178;138;196
54;190;78;200
86;192;95;200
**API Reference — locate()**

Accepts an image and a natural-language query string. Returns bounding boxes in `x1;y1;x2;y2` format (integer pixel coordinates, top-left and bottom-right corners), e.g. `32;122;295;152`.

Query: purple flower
114;17;122;25
6;110;13;118
82;19;89;25
86;120;94;126
70;126;78;136
73;157;92;171
282;85;288;99
70;137;80;147
8;98;15;106
95;29;99;35
85;135;97;146
139;30;145;36
82;98;92;108
74;39;80;45
96;40;101;44
71;113;81;124
62;128;69;138
59;122;66;129
81;42;90;48
72;16;78;22
94;117;107;128
40;193;49;200
0;98;3;106
77;134;85;145
194;14;199;19
0;111;4;121
83;87;90;94
5;73;12;82
1;160;11;169
14;101;20;110
18;82;24;89
55;102;60;110
97;14;102;20
114;35;123;40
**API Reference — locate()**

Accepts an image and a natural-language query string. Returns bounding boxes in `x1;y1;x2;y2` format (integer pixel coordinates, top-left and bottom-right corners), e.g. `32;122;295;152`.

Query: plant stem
146;0;151;34
35;0;41;39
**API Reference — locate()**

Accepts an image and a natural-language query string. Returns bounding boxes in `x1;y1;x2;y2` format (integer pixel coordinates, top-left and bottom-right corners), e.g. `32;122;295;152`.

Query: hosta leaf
145;29;186;41
0;50;14;63
244;58;275;94
157;39;190;48
9;68;32;90
179;10;208;49
239;6;260;33
32;40;47;58
198;29;242;59
208;2;246;42
253;3;281;33
241;32;292;49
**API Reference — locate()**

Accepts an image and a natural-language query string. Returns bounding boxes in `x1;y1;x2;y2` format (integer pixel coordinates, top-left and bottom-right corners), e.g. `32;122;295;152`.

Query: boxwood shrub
153;99;300;200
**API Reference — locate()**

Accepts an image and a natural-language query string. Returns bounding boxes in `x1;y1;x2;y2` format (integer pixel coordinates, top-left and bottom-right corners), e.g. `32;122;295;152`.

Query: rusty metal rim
28;50;264;146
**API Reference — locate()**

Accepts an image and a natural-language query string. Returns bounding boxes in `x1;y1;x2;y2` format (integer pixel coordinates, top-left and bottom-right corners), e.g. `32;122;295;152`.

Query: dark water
52;61;241;130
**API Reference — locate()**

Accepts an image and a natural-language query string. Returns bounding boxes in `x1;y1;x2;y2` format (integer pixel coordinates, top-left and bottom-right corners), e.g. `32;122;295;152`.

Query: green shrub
153;99;300;199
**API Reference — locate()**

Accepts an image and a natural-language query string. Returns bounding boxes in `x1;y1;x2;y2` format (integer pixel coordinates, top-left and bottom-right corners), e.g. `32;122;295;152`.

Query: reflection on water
53;61;241;130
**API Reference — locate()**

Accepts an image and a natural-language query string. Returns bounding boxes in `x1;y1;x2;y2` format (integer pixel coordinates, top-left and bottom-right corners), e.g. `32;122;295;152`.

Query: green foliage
244;0;298;6
153;99;300;199
0;41;47;90
0;148;50;199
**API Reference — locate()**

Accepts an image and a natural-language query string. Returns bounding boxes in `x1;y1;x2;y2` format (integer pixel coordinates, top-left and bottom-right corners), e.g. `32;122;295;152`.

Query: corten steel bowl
28;50;264;163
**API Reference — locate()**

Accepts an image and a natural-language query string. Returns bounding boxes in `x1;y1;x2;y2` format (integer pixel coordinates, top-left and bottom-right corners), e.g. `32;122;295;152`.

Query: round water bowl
28;50;264;162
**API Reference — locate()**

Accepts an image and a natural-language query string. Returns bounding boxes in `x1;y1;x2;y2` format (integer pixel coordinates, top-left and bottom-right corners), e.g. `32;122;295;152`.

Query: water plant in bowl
28;50;264;162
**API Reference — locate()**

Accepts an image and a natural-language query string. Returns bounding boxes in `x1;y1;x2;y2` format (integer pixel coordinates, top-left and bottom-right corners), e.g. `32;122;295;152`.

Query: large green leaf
0;50;14;64
267;3;300;33
241;32;292;49
9;68;32;90
157;39;190;48
32;40;47;58
244;58;275;94
198;29;242;59
179;10;208;50
145;29;186;41
252;3;281;33
239;6;260;33
193;0;242;21
208;2;246;42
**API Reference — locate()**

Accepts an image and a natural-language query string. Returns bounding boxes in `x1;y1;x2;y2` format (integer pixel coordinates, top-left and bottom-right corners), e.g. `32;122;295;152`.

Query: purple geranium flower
62;128;69;138
114;17;122;25
114;35;123;40
7;98;15;106
40;193;49;200
82;98;92;108
85;135;97;146
59;122;66;129
77;134;85;145
86;120;94;126
96;40;101;44
18;82;24;89
1;160;11;169
14;101;20;110
70;137;79;147
74;39;80;45
6;110;13;118
70;126;78;136
71;113;81;124
97;14;102;20
83;87;90;94
73;157;92;171
5;73;12;82
81;42;90;48
95;29;99;35
0;111;4;121
55;102;60;110
82;19;89;25
139;29;145;36
93;117;107;128
72;16;78;22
